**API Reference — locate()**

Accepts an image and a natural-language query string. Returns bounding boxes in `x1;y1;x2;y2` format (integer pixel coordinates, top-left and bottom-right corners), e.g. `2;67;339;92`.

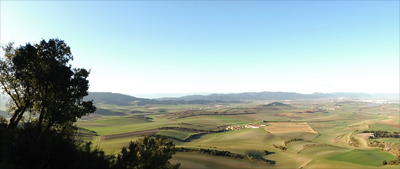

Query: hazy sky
1;1;399;96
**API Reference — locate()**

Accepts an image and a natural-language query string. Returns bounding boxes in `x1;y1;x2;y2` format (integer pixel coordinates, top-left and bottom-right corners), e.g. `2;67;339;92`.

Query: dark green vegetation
362;130;400;138
368;140;400;158
0;39;96;131
263;102;291;107
284;138;310;146
0;39;179;169
272;144;288;151
385;156;400;165
0;123;179;169
176;147;245;159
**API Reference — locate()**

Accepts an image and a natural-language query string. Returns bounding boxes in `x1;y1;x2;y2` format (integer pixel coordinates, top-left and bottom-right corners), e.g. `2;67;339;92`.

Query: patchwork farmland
76;97;400;169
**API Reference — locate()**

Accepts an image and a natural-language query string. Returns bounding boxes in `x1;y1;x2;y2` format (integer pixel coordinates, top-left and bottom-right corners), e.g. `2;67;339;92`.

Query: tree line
362;130;400;138
273;138;311;151
175;147;275;164
175;147;244;159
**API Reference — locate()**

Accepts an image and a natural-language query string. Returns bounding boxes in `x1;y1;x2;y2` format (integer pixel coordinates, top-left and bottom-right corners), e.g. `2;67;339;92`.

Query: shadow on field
245;150;276;164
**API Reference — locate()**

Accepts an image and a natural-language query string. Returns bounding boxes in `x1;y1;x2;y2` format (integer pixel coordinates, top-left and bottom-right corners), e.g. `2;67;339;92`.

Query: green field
170;152;267;169
76;100;400;169
369;123;400;132
327;149;395;167
157;130;197;140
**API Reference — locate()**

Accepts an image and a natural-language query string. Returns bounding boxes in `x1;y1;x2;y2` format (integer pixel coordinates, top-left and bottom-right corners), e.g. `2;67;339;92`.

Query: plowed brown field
264;122;317;133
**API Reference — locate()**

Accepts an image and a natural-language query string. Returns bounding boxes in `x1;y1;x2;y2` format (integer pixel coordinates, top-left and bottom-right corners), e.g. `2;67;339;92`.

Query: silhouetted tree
0;39;180;169
0;43;35;129
113;135;180;169
0;39;96;131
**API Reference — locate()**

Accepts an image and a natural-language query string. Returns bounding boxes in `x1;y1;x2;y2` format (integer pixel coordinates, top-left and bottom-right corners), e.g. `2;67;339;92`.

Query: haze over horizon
90;91;399;100
1;1;399;96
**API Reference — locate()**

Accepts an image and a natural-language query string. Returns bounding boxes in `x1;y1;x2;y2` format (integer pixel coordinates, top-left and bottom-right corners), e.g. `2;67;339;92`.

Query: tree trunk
7;105;28;129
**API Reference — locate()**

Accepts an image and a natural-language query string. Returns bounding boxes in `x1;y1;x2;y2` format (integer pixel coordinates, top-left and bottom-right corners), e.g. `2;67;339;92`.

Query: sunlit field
77;99;400;168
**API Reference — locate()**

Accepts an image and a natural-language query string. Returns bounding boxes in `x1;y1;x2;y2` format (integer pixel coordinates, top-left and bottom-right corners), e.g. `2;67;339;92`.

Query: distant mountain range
1;92;396;109
84;92;142;105
84;92;229;105
83;91;398;106
157;92;374;101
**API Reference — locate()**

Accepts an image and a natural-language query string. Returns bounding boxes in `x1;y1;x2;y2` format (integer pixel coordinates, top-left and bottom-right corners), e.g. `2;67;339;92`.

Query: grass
77;116;172;135
286;141;314;153
207;115;248;125
327;148;395;167
100;136;142;154
369;123;399;132
174;128;319;152
177;128;270;150
265;122;317;133
157;130;197;140
74;101;400;169
170;152;267;169
300;144;349;157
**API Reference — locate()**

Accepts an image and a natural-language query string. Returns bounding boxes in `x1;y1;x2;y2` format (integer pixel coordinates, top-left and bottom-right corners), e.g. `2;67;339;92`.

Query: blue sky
1;1;399;97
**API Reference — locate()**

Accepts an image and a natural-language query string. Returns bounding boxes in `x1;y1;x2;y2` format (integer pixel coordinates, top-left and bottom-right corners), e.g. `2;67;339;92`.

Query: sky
1;1;399;97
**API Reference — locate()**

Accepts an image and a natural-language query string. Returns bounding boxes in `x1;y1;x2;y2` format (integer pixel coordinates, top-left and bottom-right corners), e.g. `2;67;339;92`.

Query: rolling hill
84;92;229;106
158;92;373;101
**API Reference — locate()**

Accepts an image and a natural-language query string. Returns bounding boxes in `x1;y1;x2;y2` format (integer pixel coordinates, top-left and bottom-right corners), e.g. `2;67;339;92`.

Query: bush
0;124;180;169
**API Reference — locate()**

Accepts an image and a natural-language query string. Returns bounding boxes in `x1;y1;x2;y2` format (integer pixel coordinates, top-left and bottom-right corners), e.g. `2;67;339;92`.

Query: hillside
84;92;144;105
158;92;373;101
83;92;377;106
84;92;231;106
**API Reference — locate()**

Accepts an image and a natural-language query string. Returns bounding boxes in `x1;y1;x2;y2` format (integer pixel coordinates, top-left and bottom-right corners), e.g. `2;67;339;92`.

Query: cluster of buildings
225;124;266;130
190;105;232;110
246;124;266;128
310;106;340;110
225;125;245;130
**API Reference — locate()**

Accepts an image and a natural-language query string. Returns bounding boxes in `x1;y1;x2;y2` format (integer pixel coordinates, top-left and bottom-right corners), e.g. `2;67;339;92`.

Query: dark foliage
0;39;96;131
247;155;275;164
0;39;180;169
113;135;180;169
95;108;126;116
0;122;113;169
284;138;310;146
0;125;180;169
388;156;400;165
263;102;291;107
175;147;245;159
362;130;400;138
272;144;287;151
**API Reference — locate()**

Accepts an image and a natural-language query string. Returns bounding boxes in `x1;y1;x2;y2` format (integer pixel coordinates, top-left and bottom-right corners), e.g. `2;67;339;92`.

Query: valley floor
77;100;400;168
